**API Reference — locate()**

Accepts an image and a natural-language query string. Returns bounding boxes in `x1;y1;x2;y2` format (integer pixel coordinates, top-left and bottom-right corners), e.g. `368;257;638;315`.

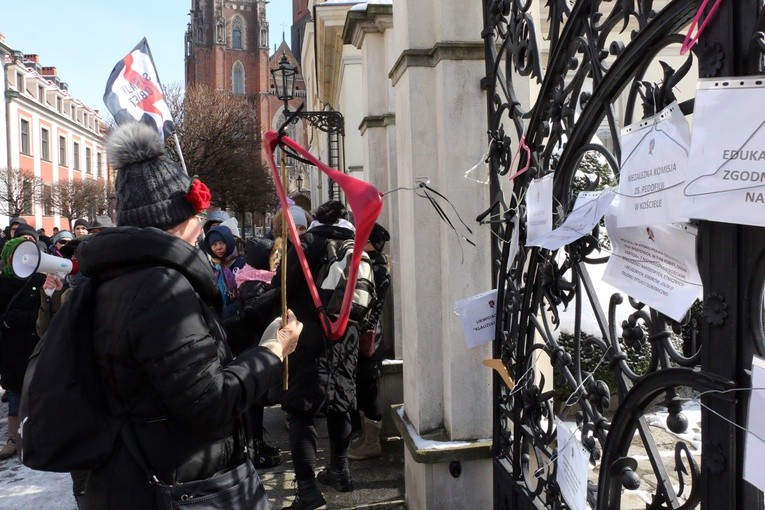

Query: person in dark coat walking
268;200;360;510
349;223;391;460
0;227;45;460
76;121;301;509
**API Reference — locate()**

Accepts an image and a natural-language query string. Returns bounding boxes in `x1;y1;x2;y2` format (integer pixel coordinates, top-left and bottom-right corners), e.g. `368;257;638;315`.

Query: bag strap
116;371;253;486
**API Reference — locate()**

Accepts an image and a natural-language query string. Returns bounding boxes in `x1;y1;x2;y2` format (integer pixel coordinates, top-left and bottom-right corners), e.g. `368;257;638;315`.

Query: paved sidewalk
0;389;406;510
260;406;406;509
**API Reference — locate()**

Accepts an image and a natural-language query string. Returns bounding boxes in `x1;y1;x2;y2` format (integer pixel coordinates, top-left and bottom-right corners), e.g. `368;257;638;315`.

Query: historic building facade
185;0;310;210
1;34;106;233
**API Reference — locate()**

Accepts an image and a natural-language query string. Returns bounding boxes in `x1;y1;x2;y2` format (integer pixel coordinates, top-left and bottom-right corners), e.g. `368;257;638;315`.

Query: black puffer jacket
0;272;45;393
78;227;282;509
269;224;359;414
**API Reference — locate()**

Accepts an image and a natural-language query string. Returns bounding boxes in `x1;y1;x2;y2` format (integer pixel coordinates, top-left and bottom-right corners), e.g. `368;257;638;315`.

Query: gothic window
232;17;243;49
232;62;245;95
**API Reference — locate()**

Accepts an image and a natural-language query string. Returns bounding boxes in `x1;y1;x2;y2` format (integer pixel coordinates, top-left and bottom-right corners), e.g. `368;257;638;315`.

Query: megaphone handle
44;288;55;297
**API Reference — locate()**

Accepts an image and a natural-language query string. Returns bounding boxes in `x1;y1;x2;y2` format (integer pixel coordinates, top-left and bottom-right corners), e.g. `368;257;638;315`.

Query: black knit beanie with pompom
106;121;196;230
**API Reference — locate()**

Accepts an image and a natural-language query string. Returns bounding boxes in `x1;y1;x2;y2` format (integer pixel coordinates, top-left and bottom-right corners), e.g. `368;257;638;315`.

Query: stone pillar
344;3;401;359
389;1;493;507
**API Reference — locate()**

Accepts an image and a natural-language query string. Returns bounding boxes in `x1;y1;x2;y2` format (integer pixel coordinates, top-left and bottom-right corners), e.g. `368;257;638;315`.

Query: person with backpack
349;223;392;460
46;121;301;508
268;199;366;510
0;227;45;461
35;235;91;509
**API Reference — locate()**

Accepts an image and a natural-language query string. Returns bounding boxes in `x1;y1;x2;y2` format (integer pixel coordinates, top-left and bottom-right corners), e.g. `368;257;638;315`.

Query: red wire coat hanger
264;130;384;341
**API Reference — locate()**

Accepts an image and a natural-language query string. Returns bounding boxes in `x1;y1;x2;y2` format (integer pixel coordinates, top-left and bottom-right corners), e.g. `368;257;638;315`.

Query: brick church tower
185;0;270;98
291;0;310;64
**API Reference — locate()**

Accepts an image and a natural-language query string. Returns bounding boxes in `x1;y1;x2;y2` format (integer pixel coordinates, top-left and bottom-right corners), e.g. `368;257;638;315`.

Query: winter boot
316;466;354;492
348;416;382;460
254;437;281;457
282;480;326;510
0;415;20;461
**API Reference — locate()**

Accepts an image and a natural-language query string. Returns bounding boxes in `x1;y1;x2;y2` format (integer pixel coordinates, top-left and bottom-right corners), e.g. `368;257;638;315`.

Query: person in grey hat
67;121;302;508
49;230;74;256
203;209;230;236
86;215;115;234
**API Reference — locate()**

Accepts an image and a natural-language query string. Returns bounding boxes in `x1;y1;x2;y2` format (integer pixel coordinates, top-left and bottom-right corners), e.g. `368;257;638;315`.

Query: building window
97;152;102;178
232;19;243;49
43;185;54;216
38;85;45;103
73;142;80;170
20;119;30;155
41;128;50;160
85;147;92;174
16;73;23;92
59;136;67;166
57;96;62;112
232;61;244;95
21;179;34;216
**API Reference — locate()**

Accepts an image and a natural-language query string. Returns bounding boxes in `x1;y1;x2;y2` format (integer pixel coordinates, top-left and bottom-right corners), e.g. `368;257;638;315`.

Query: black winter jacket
269;224;359;415
78;227;282;509
0;272;44;393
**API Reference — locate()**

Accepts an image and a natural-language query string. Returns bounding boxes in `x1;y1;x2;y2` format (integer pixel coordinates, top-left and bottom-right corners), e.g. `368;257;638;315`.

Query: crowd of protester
0;120;392;510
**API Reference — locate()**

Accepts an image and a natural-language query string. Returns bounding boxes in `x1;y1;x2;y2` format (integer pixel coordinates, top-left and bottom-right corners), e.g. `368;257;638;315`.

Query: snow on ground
0;389;75;510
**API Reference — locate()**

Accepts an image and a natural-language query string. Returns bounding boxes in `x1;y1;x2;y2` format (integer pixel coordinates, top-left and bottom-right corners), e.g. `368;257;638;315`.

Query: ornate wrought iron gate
483;1;765;508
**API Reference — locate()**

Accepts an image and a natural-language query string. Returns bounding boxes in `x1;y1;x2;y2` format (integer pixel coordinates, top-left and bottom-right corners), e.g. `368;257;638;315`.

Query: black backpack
314;238;376;324
19;279;132;472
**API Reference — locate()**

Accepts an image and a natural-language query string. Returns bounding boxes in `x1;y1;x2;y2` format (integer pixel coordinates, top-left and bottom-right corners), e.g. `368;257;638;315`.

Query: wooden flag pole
280;149;289;390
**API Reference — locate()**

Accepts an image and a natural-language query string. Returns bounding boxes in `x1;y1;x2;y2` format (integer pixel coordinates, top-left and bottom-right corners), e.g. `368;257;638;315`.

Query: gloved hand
258;309;301;360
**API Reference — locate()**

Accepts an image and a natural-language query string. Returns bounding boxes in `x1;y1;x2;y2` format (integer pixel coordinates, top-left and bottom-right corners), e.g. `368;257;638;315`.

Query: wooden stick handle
280;149;289;391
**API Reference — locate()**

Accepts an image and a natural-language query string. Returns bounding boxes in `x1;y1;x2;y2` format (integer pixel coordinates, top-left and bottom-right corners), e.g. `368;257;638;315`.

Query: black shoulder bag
119;410;270;509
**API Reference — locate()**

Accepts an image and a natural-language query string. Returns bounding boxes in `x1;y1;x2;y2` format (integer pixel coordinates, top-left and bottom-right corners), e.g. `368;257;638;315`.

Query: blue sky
1;0;292;116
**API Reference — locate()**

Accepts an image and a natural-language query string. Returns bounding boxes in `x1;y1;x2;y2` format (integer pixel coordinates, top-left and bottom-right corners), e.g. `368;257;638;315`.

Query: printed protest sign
682;77;765;227
556;418;590;510
603;204;702;321
527;174;554;244
617;102;689;227
455;289;499;348
527;189;615;251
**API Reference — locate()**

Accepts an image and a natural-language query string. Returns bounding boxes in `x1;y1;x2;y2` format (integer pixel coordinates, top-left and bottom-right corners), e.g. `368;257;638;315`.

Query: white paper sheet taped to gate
682;76;765;227
455;289;498;348
527;189;615;251
603;202;702;321
617;101;689;227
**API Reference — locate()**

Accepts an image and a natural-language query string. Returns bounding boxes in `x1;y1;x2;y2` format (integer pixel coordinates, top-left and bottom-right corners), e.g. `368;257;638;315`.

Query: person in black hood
74;121;301;509
267;199;360;510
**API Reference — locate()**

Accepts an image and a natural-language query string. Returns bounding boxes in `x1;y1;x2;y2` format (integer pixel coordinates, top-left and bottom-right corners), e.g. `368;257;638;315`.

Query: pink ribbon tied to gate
264;130;384;341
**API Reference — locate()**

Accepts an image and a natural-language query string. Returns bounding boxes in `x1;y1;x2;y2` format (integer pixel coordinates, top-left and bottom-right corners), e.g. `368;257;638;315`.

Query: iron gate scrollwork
483;1;765;508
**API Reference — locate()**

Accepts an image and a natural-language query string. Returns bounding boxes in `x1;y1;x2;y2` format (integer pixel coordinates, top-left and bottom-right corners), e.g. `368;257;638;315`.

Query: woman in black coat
76;121;301;509
270;200;360;510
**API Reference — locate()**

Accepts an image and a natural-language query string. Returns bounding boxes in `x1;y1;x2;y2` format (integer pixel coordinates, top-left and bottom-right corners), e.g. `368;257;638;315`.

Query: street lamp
270;55;344;136
296;173;303;191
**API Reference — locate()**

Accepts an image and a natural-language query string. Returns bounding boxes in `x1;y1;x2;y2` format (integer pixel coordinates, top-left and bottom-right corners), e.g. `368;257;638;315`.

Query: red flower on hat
186;177;211;212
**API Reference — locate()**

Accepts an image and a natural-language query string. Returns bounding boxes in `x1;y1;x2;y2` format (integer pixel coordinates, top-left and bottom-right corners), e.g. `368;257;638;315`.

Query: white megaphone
9;240;76;296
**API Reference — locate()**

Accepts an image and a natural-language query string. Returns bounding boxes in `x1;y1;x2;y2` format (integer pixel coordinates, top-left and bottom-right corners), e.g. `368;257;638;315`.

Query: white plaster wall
433;0;484;42
404;449;493;510
395;67;446;434
391;0;437;54
435;57;492;440
339;52;363;172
